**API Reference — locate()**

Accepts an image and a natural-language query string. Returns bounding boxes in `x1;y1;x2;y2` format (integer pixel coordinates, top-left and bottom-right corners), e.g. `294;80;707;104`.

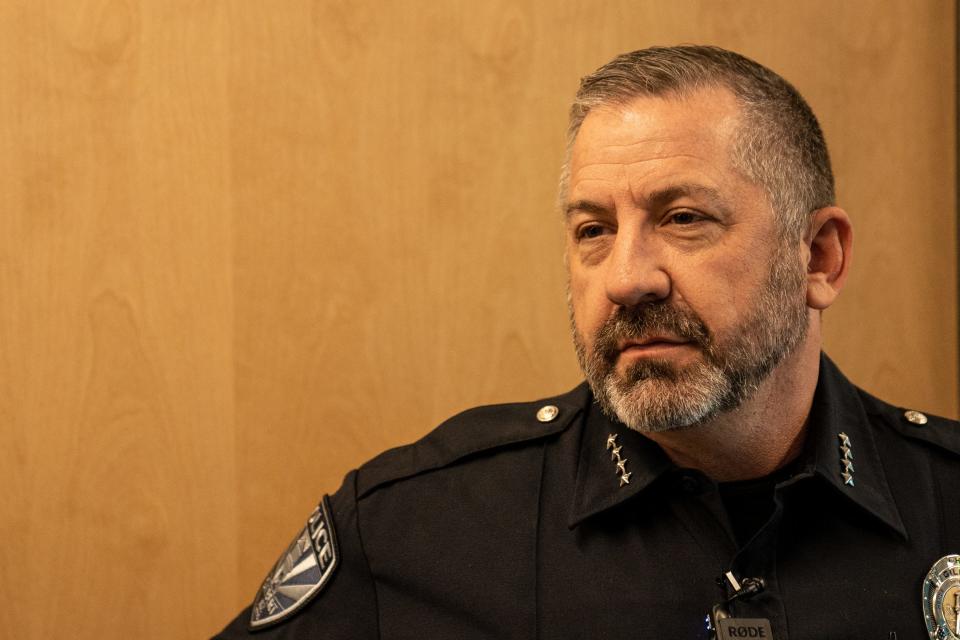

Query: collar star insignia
837;432;855;487
605;432;632;488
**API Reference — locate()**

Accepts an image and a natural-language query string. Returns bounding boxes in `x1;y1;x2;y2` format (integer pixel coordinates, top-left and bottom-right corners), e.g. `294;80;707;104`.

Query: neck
644;327;822;482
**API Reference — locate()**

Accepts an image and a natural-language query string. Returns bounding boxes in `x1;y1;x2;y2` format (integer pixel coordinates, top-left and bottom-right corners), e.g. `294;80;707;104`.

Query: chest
360;444;957;639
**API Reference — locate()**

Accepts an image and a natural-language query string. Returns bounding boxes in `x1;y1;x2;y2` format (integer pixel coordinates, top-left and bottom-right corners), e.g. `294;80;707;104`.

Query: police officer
214;46;960;639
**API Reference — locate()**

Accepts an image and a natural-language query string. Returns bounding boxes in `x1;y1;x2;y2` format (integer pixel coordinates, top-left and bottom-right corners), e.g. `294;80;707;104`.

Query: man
215;46;960;639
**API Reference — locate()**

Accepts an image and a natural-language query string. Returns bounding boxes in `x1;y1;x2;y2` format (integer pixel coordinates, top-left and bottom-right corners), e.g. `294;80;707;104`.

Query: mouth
617;336;695;359
619;335;690;349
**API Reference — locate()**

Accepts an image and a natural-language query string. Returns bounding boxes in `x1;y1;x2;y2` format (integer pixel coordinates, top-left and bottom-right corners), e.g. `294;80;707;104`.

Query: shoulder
355;382;589;498
856;386;960;456
217;384;590;640
212;383;590;637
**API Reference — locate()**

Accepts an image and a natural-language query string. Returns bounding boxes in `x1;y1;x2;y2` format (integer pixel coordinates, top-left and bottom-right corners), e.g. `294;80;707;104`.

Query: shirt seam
932;451;948;551
533;439;549;640
352;471;382;640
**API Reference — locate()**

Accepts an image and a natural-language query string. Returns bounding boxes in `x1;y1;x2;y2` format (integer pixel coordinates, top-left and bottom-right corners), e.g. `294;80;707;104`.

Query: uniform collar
792;353;907;539
567;353;907;539
568;402;672;528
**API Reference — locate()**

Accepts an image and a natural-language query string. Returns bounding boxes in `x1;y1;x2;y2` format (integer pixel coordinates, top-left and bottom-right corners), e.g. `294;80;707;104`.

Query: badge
249;496;339;630
923;554;960;639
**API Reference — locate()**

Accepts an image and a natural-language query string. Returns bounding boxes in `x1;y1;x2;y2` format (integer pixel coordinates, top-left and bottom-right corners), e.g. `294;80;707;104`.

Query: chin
595;361;756;433
602;372;731;434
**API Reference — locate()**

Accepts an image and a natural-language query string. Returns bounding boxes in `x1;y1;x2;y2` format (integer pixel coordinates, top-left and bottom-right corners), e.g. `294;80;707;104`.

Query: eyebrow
564;199;611;219
564;183;733;220
645;184;732;215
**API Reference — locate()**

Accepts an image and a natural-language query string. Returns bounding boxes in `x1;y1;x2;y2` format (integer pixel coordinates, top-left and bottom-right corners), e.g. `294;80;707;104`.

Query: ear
804;206;852;310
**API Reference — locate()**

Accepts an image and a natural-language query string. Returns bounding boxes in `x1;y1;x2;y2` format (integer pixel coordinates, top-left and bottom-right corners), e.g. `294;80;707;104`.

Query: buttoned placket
662;470;791;637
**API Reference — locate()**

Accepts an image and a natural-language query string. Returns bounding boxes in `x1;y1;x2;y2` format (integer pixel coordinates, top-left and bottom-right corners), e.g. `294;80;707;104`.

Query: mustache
593;303;711;364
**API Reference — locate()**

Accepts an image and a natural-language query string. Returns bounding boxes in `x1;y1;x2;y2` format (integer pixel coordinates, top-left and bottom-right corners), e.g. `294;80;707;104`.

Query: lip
617;337;694;359
618;336;690;351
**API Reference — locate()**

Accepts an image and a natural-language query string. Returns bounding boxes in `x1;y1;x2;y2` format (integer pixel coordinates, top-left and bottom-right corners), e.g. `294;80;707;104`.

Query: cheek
567;267;609;340
671;256;766;331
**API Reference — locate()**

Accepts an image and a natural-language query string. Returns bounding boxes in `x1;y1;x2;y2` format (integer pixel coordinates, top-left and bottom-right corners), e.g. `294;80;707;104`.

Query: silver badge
923;554;960;639
249;497;339;630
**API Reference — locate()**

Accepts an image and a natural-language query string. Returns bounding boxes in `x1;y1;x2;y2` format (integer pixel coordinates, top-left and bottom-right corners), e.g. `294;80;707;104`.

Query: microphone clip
706;572;772;640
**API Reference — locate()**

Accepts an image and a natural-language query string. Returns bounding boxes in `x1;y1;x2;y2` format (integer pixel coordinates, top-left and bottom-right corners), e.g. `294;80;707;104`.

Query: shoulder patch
249;496;339;631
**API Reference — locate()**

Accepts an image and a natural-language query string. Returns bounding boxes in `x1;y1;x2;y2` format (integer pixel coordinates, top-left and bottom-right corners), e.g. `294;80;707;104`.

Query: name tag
716;618;774;639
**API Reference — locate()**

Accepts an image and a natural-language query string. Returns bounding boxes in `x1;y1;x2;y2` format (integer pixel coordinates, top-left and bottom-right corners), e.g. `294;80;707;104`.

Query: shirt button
679;474;701;494
904;410;928;425
536;405;559;422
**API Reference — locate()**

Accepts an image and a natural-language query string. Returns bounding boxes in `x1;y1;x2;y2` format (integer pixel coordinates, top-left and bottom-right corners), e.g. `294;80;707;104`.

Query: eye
667;210;705;225
576;223;611;241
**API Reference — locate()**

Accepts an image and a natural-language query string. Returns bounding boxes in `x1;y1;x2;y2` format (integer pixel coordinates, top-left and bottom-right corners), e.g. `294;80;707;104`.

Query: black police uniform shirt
214;354;960;639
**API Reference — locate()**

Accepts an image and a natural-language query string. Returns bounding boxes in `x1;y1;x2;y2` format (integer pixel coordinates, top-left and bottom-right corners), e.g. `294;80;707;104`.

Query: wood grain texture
0;1;236;638
0;1;954;638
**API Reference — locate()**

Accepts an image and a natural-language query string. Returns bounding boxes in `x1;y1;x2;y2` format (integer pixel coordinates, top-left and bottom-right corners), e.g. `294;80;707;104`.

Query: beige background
0;1;955;638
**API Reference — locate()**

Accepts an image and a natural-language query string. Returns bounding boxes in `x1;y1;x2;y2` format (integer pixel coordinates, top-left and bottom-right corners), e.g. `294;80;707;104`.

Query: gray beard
571;241;809;433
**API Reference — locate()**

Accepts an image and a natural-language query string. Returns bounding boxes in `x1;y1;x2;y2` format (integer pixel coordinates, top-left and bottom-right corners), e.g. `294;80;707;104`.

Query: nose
604;229;671;306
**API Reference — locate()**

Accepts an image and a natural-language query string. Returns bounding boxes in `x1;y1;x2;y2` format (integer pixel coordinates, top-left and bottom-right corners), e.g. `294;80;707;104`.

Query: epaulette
859;387;960;457
356;382;589;499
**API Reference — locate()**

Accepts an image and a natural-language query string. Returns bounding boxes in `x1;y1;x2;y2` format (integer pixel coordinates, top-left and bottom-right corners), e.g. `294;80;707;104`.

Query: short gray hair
560;45;835;239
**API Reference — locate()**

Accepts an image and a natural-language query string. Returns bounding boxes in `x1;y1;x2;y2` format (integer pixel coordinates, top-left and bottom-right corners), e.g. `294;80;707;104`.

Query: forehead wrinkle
567;162;631;203
575;136;685;166
572;151;710;194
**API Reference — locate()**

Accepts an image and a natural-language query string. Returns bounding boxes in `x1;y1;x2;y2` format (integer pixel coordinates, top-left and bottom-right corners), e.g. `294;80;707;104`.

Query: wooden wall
0;1;954;638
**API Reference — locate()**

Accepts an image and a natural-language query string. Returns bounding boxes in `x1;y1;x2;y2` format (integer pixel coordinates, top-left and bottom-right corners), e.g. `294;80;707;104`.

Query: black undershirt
718;463;799;548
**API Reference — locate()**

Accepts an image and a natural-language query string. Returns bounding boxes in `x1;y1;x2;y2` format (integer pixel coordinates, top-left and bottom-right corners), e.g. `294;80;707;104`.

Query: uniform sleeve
212;471;379;639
